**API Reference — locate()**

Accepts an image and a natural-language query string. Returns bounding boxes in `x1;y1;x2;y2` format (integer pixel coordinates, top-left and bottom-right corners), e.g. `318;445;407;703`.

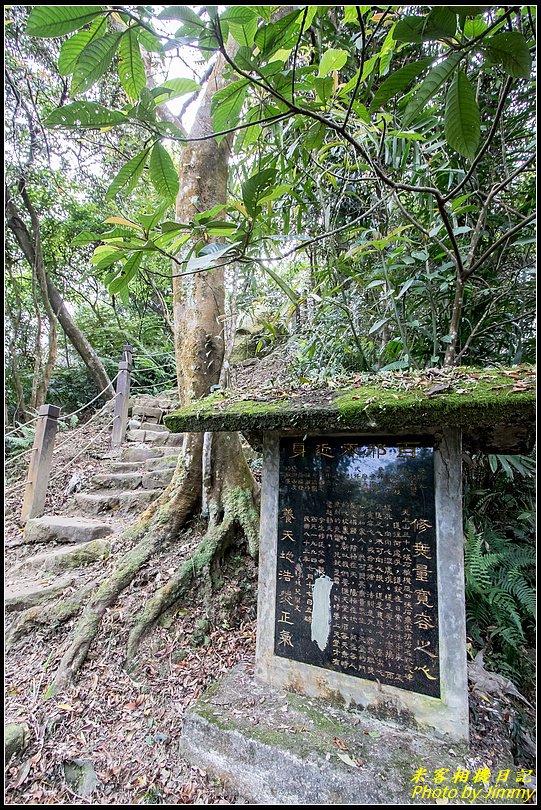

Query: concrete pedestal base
180;664;468;805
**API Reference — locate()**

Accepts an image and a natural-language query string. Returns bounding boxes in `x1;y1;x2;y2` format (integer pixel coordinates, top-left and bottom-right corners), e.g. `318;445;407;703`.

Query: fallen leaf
336;751;359;768
333;737;349;750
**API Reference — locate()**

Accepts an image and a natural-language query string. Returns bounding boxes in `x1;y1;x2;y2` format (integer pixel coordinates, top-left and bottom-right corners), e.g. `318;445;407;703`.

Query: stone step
109;461;145;472
5;575;76;613
132;405;163;422
120;446;172;462
23;516;113;546
9;539;111;577
144;455;179;470
93;472;143;490
126;430;182;446
74;489;162;516
142;467;175;490
140;422;168;433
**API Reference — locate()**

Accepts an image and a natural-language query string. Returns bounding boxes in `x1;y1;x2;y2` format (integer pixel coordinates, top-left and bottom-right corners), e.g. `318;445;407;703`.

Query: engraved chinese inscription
275;436;440;698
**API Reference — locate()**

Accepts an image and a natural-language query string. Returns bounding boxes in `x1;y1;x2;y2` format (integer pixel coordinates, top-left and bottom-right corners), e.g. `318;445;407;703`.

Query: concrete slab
74;489;161;515
180;664;475;805
139;422;168;433
93;472;143;490
23;516;112;545
9;538;111;576
5;575;76;612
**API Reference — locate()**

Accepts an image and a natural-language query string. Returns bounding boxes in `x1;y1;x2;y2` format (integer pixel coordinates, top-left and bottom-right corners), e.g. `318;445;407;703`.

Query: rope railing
56;372;120;422
47;415;118;484
9;344;136;523
5;373;119;442
52;396;119;455
5;445;37;467
130;376;179;391
4;414;41;437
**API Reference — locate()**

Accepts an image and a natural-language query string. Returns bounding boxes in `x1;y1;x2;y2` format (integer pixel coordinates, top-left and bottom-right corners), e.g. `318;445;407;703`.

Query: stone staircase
5;395;181;616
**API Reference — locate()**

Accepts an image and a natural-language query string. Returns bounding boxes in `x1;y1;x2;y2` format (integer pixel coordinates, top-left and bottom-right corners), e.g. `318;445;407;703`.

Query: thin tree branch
466;213;536;278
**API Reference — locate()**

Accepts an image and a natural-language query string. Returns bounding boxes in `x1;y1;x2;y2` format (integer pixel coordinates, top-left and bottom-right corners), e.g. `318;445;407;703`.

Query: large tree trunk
50;42;259;689
5;186;115;400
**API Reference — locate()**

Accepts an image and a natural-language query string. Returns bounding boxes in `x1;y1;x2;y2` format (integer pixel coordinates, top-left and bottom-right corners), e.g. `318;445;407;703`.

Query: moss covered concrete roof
164;366;536;453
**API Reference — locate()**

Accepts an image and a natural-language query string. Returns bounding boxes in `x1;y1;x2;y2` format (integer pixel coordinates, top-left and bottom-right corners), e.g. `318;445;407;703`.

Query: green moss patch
164;367;535;452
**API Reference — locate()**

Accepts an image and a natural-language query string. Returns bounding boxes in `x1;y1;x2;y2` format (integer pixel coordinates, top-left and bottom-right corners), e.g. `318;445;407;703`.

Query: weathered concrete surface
5;722;30;763
93;472;143;490
142;468;175;490
5;575;76;613
23;516;112;545
132;405;163;422
63;759;98;796
139;422;168;432
180;665;480;805
121;446;169;462
144;455;179;470
74;489;161;516
9;538;111;576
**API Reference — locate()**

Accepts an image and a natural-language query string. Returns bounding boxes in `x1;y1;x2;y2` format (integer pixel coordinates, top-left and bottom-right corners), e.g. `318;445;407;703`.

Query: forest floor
4;372;536;805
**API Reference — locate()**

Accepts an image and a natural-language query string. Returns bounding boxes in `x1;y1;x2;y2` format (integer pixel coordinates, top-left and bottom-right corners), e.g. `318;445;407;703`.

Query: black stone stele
275;435;440;699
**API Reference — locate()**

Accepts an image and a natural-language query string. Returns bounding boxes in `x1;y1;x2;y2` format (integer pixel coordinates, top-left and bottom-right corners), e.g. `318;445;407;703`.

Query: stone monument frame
255;428;469;742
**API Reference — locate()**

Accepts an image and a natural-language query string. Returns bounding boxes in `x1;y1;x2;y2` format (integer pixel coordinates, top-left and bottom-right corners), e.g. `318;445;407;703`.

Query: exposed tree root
50;435;204;692
5;579;99;652
46;431;260;693
126;484;259;662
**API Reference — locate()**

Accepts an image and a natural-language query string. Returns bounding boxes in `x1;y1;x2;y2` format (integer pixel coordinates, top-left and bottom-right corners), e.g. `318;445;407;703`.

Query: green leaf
463;18;487;38
261;264;299;306
106;149;150;200
393;16;425;43
211;79;249;135
90;244;125;269
370;58;432;111
118;29;146;101
403;51;463;127
158;6;206;25
423;8;457;39
447;6;491;15
45;101;128;129
71;229;104;246
445;70;480;159
71;32;123;95
259;185;292;204
254;9;302;56
481;32;532;79
222;6;258;47
137;27;163;54
315;76;334;105
26;6;104;38
318;48;348;77
151;78;201;105
343;6;360;25
108;252;142;294
58;17;107;76
149;143;179;201
242;168;276;216
368;317;392;335
128;87;158;124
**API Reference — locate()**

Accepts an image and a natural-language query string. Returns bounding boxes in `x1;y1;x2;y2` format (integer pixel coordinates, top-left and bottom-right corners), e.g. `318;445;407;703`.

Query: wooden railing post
111;344;133;450
20;404;61;524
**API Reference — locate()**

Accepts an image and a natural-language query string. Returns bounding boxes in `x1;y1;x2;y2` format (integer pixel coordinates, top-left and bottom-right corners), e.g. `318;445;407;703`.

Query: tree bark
5;187;115;400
